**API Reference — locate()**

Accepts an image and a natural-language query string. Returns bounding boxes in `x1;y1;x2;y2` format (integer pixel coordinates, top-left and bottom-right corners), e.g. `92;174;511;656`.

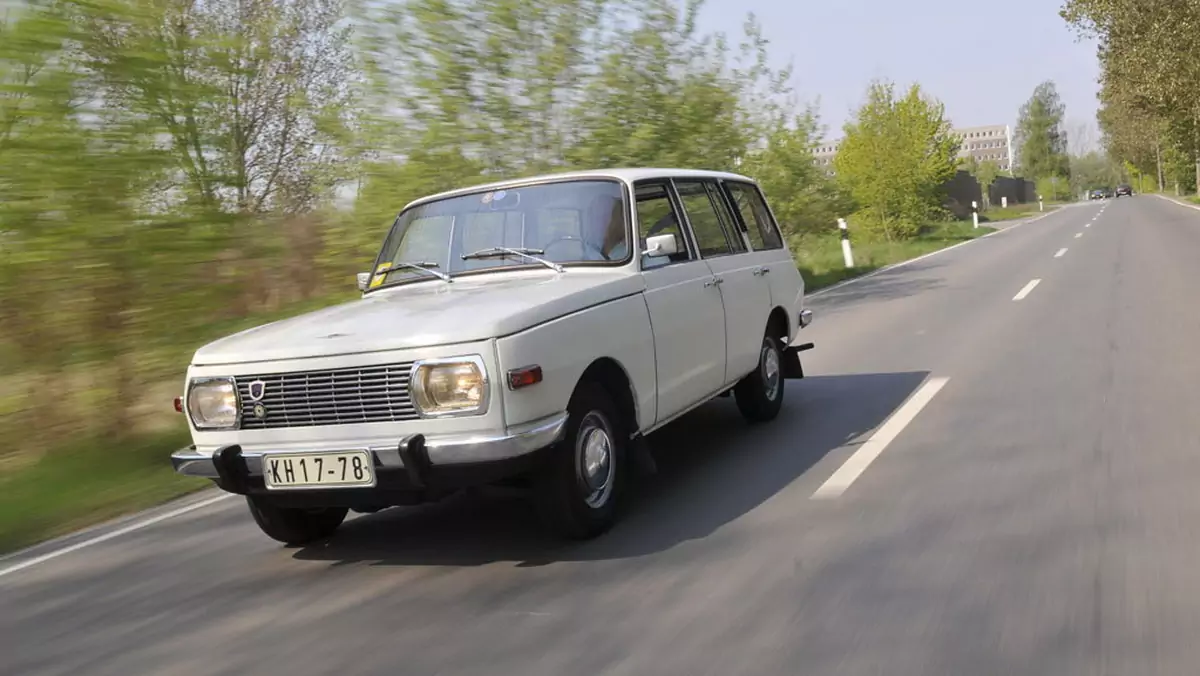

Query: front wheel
246;497;348;546
734;333;786;423
533;382;626;539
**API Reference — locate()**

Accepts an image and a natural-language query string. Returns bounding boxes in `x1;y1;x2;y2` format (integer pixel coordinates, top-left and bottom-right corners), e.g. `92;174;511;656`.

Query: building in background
953;124;1014;171
813;141;840;169
814;123;1014;172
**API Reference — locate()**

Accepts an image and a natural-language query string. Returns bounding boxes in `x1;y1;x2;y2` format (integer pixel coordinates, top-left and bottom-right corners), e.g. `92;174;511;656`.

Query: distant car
1115;184;1133;197
1089;189;1106;200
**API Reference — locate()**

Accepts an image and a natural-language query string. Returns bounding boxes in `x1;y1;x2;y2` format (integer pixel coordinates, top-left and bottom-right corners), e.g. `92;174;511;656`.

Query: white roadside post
971;201;979;229
1001;196;1008;209
838;217;854;268
1039;194;1044;212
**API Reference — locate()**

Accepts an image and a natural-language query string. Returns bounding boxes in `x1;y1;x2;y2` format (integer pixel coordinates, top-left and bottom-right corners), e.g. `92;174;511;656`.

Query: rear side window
727;182;784;251
675;180;736;258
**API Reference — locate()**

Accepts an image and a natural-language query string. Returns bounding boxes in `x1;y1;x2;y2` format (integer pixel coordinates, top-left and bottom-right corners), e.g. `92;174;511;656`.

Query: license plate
262;450;375;490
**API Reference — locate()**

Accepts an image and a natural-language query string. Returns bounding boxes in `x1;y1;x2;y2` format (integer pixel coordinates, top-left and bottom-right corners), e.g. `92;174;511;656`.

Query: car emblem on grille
247;380;266;402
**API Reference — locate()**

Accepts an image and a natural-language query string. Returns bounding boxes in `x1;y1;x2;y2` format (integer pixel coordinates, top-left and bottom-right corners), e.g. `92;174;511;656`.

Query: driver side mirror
643;233;680;258
356;272;370;292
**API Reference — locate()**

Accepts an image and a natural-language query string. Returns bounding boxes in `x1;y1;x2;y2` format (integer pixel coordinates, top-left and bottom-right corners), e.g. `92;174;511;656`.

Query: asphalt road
5;195;1200;675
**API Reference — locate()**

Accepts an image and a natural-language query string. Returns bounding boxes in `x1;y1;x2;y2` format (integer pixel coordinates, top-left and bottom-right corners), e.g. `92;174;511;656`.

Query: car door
724;180;804;335
634;180;727;424
674;179;771;384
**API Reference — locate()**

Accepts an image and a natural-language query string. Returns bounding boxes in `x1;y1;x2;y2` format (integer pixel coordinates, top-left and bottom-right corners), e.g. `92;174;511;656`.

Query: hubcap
576;411;615;509
762;343;781;400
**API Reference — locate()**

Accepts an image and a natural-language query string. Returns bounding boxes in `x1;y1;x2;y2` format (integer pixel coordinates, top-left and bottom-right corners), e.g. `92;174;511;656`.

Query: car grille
236;362;418;429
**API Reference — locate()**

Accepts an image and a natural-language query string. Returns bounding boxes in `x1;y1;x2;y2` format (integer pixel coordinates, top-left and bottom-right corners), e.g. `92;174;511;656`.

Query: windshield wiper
461;246;565;272
378;260;452;283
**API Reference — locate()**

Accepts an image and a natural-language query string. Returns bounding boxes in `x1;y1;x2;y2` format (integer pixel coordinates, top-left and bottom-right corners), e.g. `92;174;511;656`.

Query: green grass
795;220;995;291
980;205;1041;222
0;430;209;554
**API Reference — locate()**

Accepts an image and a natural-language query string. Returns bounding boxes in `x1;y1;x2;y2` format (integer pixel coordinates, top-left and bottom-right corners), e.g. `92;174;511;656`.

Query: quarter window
675;180;735;257
727;182;784;250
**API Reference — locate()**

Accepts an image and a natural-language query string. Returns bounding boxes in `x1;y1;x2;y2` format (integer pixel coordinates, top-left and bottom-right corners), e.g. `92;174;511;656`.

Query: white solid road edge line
0;493;233;579
1153;193;1200;212
1054;248;1068;258
1013;278;1041;301
812;377;950;499
807;208;1061;299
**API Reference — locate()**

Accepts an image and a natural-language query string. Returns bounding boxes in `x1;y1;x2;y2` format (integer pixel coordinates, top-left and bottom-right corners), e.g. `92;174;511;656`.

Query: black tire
533;381;626;540
246;497;347;546
734;333;786;423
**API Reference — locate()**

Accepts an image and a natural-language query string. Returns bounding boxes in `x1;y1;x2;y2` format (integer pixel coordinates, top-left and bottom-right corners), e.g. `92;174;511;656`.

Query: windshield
368;179;630;289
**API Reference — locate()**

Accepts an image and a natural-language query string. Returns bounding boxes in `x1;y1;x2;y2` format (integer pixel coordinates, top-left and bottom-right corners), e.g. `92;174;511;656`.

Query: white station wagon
172;168;815;543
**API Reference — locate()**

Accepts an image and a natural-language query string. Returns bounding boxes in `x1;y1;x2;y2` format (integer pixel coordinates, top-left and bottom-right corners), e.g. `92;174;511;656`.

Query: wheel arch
767;305;791;342
577;357;641;435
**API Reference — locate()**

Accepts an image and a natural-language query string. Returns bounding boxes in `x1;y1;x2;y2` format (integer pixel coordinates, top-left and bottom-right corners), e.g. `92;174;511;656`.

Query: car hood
192;270;644;366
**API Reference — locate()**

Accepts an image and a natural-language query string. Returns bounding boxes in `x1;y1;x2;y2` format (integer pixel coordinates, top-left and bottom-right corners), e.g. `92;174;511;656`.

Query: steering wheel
543;235;609;261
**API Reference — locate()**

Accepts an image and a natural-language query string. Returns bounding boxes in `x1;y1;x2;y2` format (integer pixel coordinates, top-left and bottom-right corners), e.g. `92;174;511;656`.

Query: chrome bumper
171;412;569;479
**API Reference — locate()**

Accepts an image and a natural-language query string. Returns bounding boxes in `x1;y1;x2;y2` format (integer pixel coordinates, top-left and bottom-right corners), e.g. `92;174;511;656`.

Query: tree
738;108;849;241
1062;0;1200;193
975;160;1002;206
833;80;960;240
1015;81;1070;181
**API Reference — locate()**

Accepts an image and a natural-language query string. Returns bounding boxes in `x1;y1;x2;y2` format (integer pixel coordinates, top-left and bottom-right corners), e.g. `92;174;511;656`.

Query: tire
246;497;348;546
734;332;786;423
533;381;626;540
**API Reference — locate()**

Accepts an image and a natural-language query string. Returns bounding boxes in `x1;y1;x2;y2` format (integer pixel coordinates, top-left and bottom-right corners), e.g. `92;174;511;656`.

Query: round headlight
411;358;487;416
187;378;239;429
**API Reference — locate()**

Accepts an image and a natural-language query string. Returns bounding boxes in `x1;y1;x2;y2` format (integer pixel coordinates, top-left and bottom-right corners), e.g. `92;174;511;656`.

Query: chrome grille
237;362;418;429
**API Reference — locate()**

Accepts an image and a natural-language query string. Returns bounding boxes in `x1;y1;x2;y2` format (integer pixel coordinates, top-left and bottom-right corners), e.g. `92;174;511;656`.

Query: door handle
753;267;770;276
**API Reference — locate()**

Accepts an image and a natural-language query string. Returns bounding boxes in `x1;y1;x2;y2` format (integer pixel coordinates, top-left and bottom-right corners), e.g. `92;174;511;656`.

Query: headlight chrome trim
408;355;490;419
186;376;242;430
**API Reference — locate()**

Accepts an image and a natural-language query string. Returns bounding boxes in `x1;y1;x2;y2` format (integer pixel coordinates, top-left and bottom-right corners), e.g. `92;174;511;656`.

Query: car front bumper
171;411;569;485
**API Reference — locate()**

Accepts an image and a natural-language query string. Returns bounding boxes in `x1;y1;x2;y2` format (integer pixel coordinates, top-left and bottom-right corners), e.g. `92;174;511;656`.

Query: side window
634;181;691;269
705;182;746;253
675;180;735;258
727;182;784;250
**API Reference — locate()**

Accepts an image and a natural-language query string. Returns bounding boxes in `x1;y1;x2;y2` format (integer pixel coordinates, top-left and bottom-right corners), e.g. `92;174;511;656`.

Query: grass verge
795;220;996;291
0;430;209;554
980;206;1040;222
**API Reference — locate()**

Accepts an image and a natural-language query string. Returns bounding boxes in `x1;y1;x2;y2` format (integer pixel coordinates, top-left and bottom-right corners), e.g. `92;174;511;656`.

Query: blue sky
694;0;1101;149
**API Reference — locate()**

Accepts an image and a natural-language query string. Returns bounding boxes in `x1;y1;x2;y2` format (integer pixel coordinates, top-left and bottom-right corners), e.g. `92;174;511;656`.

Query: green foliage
1069;151;1123;192
738;109;849;242
1015;81;1070;180
1062;0;1200;193
833;80;960;240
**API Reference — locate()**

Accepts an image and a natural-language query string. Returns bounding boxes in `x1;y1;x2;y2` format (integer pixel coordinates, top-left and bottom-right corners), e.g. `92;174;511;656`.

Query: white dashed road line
1075;232;1083;238
812;377;951;499
1055;248;1068;258
1013;279;1041;301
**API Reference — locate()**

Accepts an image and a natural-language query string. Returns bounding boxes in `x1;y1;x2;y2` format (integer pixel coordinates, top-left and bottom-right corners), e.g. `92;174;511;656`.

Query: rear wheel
246;497;347;546
734;332;785;423
533;382;626;539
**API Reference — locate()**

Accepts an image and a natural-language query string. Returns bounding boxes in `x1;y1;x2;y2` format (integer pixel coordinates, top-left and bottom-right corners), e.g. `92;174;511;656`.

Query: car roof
402;168;758;211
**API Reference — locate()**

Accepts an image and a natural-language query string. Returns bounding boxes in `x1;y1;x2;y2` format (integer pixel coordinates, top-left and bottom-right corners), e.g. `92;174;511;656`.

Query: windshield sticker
481;193;493;204
369;261;393;289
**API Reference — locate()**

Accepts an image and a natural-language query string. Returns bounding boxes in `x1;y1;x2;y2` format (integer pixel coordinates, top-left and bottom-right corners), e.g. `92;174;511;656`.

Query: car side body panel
495;292;657;432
